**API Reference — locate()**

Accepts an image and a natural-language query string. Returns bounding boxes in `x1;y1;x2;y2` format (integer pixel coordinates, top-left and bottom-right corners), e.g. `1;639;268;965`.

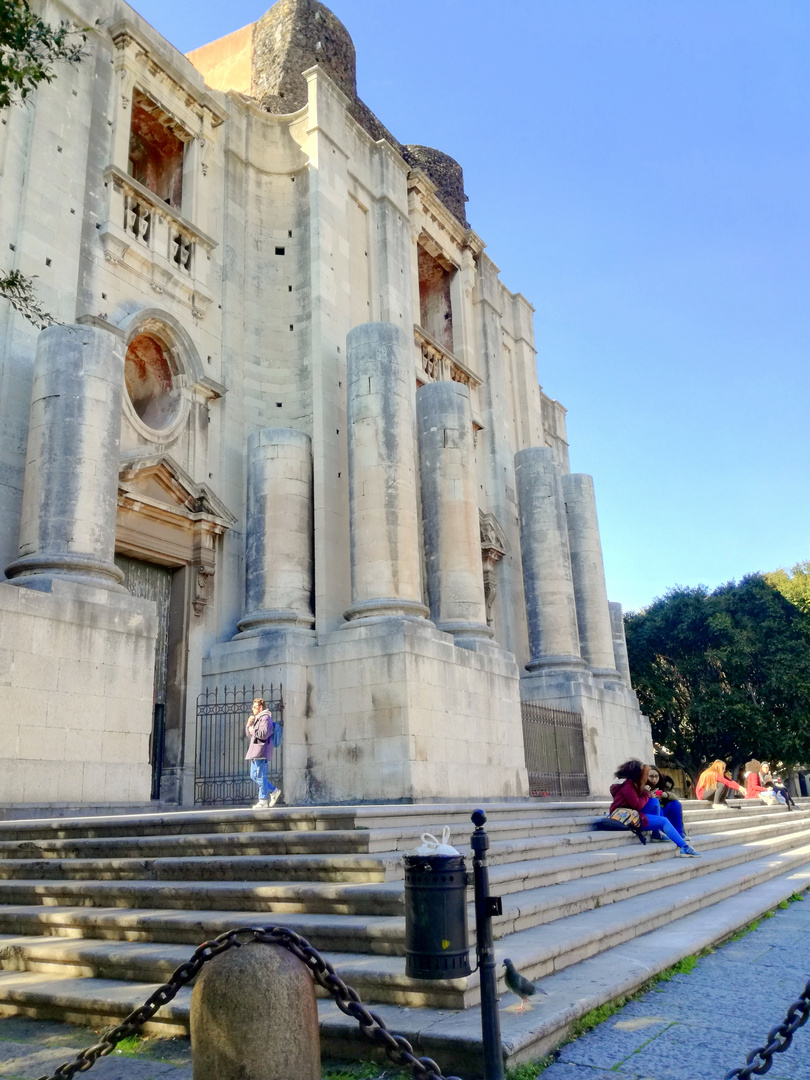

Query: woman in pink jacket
245;698;280;809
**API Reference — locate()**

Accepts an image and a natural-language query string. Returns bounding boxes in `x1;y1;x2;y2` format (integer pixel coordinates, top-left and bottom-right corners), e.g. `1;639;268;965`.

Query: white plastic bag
414;825;460;856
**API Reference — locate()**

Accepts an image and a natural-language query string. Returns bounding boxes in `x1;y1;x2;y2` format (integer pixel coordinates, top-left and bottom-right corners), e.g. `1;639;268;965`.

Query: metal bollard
471;808;505;1080
190;940;320;1080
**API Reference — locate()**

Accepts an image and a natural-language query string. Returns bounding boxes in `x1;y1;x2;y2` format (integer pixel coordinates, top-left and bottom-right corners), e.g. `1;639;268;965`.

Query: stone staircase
0;799;809;1075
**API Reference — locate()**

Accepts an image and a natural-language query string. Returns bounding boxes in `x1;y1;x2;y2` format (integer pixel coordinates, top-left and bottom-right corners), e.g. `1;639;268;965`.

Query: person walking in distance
245;697;280;809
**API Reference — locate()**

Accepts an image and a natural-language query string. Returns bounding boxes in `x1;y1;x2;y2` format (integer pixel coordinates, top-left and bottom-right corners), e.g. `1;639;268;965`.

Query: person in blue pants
609;760;701;857
646;769;687;841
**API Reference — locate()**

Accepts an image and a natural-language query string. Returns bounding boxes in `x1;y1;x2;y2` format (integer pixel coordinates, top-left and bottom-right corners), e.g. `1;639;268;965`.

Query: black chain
33;925;463;1080
724;978;810;1078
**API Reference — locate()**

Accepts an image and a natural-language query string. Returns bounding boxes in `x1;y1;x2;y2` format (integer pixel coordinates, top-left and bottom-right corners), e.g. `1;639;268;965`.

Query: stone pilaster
609;601;633;687
6;323;125;591
561;473;618;677
344;321;428;623
416;381;491;645
235;428;315;638
514;446;584;671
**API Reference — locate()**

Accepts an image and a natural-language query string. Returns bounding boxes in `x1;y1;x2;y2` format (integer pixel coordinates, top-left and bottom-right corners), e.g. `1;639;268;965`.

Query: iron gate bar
521;701;589;798
194;684;284;806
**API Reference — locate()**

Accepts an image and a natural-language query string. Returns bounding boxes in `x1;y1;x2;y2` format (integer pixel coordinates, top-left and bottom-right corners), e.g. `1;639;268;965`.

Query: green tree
625;575;810;779
764;561;810;617
1;0;90;325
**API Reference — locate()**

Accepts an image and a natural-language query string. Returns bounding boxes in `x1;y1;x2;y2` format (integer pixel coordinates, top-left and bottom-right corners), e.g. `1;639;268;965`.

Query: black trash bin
404;852;471;980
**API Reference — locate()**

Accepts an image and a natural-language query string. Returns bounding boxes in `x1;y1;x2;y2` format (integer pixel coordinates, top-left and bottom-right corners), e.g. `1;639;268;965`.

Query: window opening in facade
128;90;186;209
417;243;454;353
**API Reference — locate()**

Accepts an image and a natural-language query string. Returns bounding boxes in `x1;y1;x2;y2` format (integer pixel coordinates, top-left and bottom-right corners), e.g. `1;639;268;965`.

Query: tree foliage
625;575;810;778
0;268;52;328
1;0;90;326
0;0;87;109
764;561;810;617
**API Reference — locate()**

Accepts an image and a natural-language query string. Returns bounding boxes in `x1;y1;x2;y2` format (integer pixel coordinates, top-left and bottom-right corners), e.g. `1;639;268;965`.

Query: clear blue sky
133;0;810;613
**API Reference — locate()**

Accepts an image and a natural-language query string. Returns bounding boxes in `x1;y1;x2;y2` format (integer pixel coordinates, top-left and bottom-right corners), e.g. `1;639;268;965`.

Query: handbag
593;806;647;844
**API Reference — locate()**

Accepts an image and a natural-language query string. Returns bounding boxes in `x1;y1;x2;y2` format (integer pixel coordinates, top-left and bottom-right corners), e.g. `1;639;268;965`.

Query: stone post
416;381;492;645
609;601;633;686
514;447;584;670
561;473;618;676
6;323;125;591
236;428;315;637
191;941;320;1080
344;322;428;623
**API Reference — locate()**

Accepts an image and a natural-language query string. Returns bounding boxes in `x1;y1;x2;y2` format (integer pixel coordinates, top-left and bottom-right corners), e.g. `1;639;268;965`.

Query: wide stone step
0;823;805;960
0;852;404;884
0;802;607;843
0;803;801;886
0;811;806;918
1;859;807;1077
1;840;808;1013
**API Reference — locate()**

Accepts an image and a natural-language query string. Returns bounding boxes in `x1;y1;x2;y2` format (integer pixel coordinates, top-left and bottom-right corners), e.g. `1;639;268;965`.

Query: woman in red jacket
610;760;700;857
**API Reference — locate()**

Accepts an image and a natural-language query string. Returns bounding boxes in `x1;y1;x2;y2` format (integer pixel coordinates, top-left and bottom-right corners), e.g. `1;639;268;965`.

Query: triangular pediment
119;454;236;527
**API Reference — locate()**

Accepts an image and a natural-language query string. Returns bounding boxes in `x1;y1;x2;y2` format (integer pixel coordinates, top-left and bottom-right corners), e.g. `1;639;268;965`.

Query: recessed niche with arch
118;309;210;442
125;330;183;431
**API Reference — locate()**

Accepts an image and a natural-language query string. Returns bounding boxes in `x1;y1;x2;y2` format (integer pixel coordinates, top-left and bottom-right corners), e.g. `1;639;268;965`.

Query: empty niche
125;332;182;431
417;244;454;352
128;90;187;209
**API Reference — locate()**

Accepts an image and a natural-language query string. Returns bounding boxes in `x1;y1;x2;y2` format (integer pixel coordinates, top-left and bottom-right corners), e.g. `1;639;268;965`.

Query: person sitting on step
610;760;700;857
744;759;769;802
646;770;688;842
695;760;745;809
760;763;796;811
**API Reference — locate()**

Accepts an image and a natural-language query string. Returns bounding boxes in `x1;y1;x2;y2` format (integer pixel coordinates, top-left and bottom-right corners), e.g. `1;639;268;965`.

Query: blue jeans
645;797;688;849
250;758;277;801
662;799;685;837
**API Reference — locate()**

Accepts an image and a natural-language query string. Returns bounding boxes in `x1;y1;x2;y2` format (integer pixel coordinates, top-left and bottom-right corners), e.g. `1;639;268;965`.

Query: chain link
33;925;463;1080
724;979;810;1078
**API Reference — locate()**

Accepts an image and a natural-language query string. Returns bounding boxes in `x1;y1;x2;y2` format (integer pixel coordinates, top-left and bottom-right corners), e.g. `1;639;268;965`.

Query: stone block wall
0;581;157;804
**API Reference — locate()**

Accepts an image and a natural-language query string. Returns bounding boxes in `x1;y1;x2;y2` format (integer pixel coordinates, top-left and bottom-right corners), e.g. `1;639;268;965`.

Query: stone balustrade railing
413;324;481;389
100;166;216;313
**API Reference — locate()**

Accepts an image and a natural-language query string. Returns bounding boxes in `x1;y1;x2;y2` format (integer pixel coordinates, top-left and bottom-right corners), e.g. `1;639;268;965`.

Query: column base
343;597;430;625
525;653;587;673
435;620;495;649
5;553;126;593
235;609;316;639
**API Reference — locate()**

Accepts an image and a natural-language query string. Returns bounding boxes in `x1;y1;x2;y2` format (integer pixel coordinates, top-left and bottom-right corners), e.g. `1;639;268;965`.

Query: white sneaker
252;799;269;809
267;789;281;807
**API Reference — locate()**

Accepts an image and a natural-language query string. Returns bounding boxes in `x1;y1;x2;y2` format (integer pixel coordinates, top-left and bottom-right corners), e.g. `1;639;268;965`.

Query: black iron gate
521;702;589;797
194;685;284;806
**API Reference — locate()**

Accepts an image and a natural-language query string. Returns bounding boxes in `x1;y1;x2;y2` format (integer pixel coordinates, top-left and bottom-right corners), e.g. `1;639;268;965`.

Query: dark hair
615;759;645;783
658;774;675;791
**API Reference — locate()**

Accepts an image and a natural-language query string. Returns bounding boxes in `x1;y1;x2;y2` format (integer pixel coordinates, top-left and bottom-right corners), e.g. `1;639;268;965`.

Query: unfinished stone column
515;447;584;670
417;381;492;645
344;322;428;623
235;428;314;637
610;601;633;686
6;323;125;591
561;473;617;676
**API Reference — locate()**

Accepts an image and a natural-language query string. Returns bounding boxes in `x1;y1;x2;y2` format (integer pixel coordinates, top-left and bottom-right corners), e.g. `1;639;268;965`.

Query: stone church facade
0;0;653;808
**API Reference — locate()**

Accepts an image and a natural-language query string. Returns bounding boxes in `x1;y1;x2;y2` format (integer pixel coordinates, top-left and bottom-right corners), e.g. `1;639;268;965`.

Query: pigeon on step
503;958;546;1010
